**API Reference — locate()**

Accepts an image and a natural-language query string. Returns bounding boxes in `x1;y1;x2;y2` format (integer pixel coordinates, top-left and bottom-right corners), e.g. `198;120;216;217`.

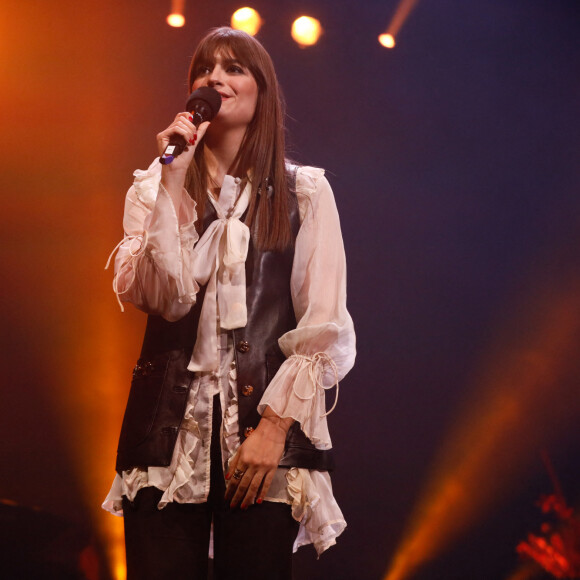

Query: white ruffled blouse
102;159;356;555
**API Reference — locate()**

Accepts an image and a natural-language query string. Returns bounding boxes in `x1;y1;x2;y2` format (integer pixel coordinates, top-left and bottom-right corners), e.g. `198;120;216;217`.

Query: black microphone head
186;86;222;123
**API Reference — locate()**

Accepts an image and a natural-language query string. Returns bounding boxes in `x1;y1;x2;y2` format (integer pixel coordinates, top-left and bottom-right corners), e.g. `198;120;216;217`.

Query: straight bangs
187;29;266;93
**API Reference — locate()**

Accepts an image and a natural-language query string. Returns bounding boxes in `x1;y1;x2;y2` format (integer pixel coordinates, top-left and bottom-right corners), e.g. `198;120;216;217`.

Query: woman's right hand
157;112;210;191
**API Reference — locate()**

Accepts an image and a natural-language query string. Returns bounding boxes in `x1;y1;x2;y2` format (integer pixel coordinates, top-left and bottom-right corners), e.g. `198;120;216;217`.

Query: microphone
159;86;222;165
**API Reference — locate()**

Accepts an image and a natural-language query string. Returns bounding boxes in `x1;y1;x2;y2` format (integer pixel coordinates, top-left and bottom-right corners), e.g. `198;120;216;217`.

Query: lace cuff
105;232;148;312
258;352;340;450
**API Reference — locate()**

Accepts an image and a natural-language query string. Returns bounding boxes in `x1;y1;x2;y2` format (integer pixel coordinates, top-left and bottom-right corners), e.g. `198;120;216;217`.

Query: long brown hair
184;27;292;251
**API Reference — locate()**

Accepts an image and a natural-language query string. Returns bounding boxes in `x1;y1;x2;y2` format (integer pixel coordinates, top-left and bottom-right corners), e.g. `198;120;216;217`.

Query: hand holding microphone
159;86;222;165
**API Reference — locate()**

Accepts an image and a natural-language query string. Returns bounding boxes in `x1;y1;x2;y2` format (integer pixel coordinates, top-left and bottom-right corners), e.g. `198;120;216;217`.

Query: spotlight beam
386;0;420;38
380;0;420;46
384;273;580;580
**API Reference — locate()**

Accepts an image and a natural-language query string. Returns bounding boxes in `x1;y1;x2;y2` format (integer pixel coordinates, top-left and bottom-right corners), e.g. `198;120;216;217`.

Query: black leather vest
115;175;334;473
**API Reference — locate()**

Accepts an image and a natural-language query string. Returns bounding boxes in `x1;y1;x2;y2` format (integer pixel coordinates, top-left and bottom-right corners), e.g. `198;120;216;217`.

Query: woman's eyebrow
221;57;244;67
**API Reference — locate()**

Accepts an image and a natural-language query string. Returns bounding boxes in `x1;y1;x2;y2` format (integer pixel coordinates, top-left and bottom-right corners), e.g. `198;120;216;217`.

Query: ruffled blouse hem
102;466;345;556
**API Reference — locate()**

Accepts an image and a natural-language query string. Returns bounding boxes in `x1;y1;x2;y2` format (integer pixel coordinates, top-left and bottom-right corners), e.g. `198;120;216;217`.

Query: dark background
1;0;579;578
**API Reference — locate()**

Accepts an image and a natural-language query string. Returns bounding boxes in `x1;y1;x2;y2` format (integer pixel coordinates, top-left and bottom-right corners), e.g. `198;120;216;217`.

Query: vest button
244;426;254;437
241;385;254;397
236;340;250;353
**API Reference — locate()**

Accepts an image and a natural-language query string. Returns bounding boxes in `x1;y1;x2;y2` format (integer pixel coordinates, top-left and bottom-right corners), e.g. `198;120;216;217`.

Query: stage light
383;275;580;580
231;7;262;36
167;13;185;27
291;16;322;47
382;0;420;47
379;33;396;48
167;0;185;27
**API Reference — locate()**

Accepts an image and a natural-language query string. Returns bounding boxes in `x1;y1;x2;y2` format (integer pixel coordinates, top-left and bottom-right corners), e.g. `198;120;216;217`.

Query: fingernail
225;473;230;480
256;498;263;504
241;503;248;510
189;116;194;122
189;138;195;144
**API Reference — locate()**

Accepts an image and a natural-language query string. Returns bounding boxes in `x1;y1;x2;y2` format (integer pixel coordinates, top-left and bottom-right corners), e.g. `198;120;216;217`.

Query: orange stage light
231;7;262;36
167;0;186;27
381;0;420;47
167;13;185;28
379;33;396;48
291;16;322;47
384;272;580;580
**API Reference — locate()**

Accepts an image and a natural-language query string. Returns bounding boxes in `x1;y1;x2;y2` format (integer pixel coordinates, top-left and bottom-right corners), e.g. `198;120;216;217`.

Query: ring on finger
233;468;245;480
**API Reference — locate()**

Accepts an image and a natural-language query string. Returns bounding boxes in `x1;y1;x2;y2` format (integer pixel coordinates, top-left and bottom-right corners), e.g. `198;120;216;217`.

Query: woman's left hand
225;407;293;509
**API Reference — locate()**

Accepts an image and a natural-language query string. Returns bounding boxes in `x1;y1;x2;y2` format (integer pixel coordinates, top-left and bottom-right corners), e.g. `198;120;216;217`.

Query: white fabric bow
188;176;250;372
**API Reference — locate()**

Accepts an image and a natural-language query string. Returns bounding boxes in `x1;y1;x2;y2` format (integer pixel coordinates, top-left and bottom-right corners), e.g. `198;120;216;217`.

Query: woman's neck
203;125;247;188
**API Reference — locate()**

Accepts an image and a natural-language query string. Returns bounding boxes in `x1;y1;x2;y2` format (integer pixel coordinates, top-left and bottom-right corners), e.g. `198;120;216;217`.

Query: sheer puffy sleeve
108;159;200;321
257;166;356;450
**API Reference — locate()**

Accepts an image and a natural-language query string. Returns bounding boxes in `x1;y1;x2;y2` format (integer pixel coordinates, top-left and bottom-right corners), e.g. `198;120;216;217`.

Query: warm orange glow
112;536;128;580
55;293;135;580
39;92;140;580
384;275;580;580
0;1;145;576
231;7;262;36
91;514;126;580
167;13;185;27
291;16;322;47
379;33;396;48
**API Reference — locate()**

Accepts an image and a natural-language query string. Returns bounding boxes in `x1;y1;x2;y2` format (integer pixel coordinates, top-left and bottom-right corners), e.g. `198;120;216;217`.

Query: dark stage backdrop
1;1;579;579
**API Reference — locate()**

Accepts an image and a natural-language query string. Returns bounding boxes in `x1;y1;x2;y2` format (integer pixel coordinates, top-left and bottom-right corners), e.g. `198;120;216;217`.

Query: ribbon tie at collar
188;176;250;372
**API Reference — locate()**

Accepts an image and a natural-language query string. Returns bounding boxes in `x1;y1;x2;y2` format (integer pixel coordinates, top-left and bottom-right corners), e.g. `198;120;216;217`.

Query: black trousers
122;397;299;580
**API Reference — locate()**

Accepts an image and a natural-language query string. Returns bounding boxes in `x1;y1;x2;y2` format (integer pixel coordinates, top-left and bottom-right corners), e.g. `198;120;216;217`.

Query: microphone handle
159;110;206;165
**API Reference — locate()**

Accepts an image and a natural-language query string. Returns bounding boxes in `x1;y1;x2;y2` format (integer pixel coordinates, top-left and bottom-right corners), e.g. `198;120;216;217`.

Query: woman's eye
197;65;212;75
228;65;244;74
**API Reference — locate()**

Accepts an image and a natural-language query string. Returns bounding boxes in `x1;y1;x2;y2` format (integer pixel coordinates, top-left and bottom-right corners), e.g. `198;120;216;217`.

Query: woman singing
103;26;356;580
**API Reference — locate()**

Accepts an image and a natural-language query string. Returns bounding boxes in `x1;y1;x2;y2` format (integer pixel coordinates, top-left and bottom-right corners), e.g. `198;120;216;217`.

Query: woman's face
191;51;259;130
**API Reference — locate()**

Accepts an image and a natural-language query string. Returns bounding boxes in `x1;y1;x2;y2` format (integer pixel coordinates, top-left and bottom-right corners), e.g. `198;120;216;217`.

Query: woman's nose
207;67;224;87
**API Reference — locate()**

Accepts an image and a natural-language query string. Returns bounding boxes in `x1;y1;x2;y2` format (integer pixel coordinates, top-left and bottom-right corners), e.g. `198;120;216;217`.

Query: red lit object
517;457;580;578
